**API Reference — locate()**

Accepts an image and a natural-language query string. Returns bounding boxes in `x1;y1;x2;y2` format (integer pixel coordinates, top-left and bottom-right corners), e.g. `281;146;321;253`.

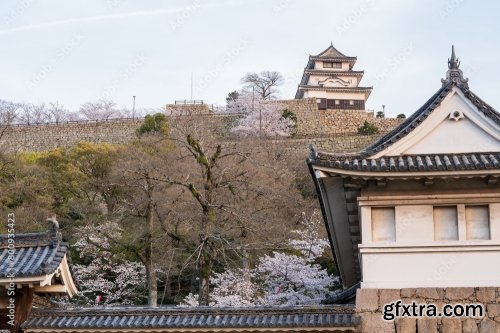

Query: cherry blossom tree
70;221;147;305
181;210;338;306
79;99;124;120
241;71;284;100
229;90;295;137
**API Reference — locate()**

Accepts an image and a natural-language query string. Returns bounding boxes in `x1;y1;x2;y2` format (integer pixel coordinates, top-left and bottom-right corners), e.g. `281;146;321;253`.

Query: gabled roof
0;219;77;296
310;44;357;61
362;84;500;158
316;44;346;58
23;305;356;332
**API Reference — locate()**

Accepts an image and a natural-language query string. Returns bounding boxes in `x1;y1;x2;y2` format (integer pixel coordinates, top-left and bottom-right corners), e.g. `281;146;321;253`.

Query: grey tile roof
304;69;365;76
323;283;360;305
312;152;500;173
23;305;356;330
0;221;68;278
297;85;372;93
313;44;355;60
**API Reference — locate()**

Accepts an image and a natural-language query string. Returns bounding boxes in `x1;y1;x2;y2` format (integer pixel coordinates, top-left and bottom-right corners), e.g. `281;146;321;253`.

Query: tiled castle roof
313;152;500;174
23;305;356;331
0;220;68;278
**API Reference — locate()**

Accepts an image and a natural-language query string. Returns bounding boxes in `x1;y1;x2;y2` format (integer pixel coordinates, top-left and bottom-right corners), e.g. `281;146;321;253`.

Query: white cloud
0;1;245;35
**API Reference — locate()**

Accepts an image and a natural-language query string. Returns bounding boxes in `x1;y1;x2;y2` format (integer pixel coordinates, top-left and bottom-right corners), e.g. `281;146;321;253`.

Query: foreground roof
0;219;77;296
23;305;356;332
308;46;500;288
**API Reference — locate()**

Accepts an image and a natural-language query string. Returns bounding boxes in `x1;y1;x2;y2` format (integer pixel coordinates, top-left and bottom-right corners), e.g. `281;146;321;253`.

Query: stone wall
165;103;211;115
320;108;403;135
277;98;403;136
0;115;382;154
0;119;144;152
0;97;399;153
356;287;500;333
0;114;242;153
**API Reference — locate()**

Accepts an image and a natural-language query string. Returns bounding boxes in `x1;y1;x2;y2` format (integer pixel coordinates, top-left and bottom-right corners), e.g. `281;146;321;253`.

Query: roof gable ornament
441;45;469;88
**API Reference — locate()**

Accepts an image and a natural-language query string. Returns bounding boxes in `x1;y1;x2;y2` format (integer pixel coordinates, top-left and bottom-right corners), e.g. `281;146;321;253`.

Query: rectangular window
371;207;396;242
323;61;342;68
465;205;490;240
434;206;458;241
335;100;340;105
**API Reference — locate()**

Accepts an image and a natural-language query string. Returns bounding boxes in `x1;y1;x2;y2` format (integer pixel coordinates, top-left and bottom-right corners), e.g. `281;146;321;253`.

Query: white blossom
69;221;147;305
229;90;294;137
181;210;338;307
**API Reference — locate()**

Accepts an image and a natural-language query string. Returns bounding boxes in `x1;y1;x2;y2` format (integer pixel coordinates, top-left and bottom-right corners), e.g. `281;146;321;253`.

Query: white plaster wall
395;205;434;242
406;117;500;154
305;91;366;100
314;60;350;71
490;203;500;240
307;75;359;87
361;248;500;288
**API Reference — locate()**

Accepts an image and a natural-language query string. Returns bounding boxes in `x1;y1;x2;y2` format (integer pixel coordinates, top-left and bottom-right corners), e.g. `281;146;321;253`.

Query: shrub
397;113;406;119
281;109;298;134
375;111;385;118
357;121;379;135
136;113;169;135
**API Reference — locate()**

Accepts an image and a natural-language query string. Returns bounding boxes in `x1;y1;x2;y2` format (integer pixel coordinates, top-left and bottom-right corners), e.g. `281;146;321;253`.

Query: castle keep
295;43;372;111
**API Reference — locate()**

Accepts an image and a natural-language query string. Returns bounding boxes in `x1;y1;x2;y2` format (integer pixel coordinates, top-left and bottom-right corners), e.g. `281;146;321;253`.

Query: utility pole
132;96;136;119
259;107;262;138
253;87;262;137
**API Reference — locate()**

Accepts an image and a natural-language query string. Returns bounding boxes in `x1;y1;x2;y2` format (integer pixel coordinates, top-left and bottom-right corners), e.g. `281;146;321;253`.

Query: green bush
397;113;406;119
282;109;298;134
136;113;169;135
357;121;379;135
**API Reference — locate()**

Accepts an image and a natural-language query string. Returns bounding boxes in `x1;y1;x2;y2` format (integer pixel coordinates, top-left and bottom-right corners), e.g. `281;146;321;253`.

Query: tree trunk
197;207;213;306
145;199;157;307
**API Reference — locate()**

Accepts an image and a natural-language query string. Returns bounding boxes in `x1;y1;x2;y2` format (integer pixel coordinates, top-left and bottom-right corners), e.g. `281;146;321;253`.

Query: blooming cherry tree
181;210;338;307
229;90;295;137
69;221;147;305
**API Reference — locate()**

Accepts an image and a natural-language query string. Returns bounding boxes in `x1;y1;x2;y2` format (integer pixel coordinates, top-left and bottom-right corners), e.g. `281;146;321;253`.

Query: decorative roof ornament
441;45;469;88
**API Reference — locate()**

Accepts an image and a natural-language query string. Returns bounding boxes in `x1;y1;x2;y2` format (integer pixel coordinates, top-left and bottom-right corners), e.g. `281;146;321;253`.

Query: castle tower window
434;206;458;241
371;207;396;242
323;61;342;68
465;205;490;240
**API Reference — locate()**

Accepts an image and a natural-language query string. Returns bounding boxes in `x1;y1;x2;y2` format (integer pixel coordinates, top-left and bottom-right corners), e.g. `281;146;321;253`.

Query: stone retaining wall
165;103;211;115
0;98;399;153
277;98;403;136
356;287;500;333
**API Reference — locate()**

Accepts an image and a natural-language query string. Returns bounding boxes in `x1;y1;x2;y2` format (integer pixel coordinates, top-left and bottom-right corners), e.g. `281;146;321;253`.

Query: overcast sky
0;0;498;117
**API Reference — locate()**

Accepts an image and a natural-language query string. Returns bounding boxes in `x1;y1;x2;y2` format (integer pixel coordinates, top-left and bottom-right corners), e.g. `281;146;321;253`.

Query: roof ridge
0;218;62;248
29;304;356;317
362;83;452;156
